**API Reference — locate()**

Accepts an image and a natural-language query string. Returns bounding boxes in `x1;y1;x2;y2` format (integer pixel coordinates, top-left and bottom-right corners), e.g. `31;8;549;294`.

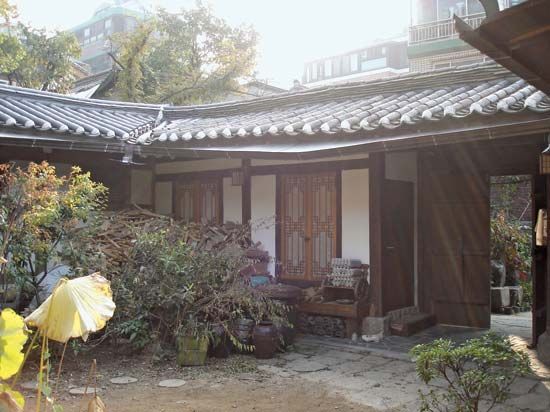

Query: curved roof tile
1;64;549;147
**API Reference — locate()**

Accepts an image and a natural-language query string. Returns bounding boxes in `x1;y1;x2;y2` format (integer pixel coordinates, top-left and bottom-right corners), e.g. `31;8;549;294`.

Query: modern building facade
69;1;146;73
408;0;525;72
302;38;409;87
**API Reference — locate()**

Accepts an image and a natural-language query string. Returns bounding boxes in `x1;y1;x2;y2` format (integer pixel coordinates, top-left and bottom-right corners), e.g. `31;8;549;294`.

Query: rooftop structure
69;0;147;73
408;0;525;72
302;38;409;87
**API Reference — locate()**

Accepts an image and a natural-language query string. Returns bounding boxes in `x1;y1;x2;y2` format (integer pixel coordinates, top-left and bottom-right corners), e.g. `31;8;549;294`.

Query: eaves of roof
0;64;549;158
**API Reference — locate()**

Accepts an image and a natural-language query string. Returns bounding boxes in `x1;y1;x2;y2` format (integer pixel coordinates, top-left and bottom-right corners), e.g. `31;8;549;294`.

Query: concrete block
508;286;523;307
362;316;390;336
491;287;511;311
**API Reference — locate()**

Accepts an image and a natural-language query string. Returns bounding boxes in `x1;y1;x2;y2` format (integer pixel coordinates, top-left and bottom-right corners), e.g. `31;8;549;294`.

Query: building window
324;60;332;78
350;53;359;72
105;18;112;29
342;55;351;74
311;62;318;80
84;28;90;37
97;32;104;40
332;57;341;77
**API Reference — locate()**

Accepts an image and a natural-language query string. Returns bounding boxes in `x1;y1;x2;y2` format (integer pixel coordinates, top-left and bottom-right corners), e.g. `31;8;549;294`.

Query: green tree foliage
0;0;81;93
0;162;107;305
112;2;258;104
0;0;24;75
411;333;531;412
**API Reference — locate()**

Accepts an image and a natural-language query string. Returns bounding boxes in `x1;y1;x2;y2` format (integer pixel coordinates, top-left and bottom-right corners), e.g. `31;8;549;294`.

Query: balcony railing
408;12;486;45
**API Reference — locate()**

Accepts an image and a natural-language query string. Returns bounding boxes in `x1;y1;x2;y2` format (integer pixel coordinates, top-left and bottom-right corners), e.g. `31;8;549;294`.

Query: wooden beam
241;159;251;224
368;152;385;317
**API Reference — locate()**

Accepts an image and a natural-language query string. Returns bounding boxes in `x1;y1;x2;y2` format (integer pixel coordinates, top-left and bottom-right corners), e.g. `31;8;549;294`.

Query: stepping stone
158;379;186;388
286;359;327;373
19;381;38;390
69;387;102;395
110;376;138;385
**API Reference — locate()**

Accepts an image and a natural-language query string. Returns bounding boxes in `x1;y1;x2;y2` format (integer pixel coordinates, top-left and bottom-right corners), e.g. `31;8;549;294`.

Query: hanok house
1;63;550;360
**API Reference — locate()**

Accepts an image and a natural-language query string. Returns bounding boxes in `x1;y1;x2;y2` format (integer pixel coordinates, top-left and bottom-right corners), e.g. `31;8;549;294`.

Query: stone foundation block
537;331;550;366
491;287;510;311
362;316;390;336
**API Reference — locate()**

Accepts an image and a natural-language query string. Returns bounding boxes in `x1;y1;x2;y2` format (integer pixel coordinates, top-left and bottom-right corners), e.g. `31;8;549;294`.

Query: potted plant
176;317;210;367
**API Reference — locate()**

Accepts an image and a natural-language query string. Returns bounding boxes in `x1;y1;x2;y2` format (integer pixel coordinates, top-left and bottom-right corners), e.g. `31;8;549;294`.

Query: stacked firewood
94;207;255;272
297;313;346;338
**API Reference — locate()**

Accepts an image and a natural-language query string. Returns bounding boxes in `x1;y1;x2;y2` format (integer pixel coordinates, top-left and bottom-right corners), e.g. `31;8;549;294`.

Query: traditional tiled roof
0;84;160;140
0;64;549;150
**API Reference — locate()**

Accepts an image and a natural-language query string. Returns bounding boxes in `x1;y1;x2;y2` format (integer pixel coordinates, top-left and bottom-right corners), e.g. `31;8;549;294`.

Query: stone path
257;338;550;411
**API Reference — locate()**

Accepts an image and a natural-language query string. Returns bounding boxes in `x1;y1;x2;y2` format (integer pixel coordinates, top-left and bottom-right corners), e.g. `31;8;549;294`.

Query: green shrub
110;227;288;351
410;333;531;412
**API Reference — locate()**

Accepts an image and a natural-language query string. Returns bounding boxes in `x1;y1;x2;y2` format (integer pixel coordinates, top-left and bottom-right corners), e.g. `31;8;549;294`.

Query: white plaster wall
223;177;242;223
385;151;419;306
154;181;173;215
341;169;370;264
130;169;153;206
251;175;276;275
156;159;241;174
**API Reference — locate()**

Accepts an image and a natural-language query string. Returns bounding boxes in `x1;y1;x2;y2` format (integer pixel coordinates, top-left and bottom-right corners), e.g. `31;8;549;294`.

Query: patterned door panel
280;173;338;281
281;175;307;278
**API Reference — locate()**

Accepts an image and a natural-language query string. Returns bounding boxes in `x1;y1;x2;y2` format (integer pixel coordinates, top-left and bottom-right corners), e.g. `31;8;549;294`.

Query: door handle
305;236;311;241
386;246;395;250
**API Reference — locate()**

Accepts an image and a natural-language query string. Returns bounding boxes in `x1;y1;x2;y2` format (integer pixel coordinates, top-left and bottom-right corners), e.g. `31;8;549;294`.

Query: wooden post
546;175;550;334
241;159;251;224
369;152;385;317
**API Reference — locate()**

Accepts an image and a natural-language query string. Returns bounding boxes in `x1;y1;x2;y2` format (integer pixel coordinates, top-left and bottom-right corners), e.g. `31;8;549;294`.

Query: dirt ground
19;345;371;412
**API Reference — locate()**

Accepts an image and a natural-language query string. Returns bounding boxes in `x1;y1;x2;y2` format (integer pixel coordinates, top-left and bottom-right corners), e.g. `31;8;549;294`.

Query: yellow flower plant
0;308;28;412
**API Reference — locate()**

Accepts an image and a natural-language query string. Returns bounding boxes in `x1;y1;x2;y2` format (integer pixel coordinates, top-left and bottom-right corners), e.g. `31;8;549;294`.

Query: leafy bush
411;333;531;412
490;211;531;284
0;162;107;306
110;227;288;351
519;279;533;310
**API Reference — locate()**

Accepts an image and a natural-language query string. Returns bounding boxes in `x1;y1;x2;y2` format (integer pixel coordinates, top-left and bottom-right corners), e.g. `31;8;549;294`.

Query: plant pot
210;324;231;359
253;321;277;359
176;336;208;366
233;318;254;345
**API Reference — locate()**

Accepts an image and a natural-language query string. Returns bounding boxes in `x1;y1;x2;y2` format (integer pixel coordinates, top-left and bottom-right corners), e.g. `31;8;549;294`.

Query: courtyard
17;315;550;412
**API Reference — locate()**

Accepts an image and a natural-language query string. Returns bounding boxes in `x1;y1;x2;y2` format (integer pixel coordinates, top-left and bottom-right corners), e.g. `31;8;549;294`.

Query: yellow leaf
25;273;116;343
0;384;24;412
87;395;106;412
0;309;27;380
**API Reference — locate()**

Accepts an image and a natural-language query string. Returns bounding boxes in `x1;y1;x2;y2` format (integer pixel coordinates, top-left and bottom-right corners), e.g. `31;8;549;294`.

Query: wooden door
175;179;221;224
382;180;415;313
280;173;338;281
423;170;491;328
532;175;547;346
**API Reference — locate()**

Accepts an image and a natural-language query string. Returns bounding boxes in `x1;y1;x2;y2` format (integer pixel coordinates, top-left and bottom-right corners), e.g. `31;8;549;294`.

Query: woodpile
95;207;255;273
297;313;346;338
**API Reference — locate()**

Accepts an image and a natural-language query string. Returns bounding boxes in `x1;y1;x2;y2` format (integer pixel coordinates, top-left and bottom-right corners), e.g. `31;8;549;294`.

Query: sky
13;0;412;88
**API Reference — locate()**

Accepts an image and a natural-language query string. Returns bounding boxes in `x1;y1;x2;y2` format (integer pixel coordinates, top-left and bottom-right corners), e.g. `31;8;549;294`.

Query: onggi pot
252;321;277;359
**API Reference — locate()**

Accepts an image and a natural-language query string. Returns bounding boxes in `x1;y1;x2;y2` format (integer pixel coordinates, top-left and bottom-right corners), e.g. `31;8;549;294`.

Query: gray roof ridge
0;63;517;117
0;83;162;113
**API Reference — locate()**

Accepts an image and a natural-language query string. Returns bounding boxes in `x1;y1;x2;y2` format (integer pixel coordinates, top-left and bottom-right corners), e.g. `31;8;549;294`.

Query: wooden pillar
241;159;251;224
546;175;550;334
369;152;385;317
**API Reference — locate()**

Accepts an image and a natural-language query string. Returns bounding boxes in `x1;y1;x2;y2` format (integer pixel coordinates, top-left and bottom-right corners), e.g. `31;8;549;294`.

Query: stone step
390;312;436;337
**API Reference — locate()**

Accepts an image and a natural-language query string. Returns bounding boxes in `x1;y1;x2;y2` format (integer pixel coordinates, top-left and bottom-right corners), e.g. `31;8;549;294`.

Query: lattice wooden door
176;179;221;224
280;173;337;281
